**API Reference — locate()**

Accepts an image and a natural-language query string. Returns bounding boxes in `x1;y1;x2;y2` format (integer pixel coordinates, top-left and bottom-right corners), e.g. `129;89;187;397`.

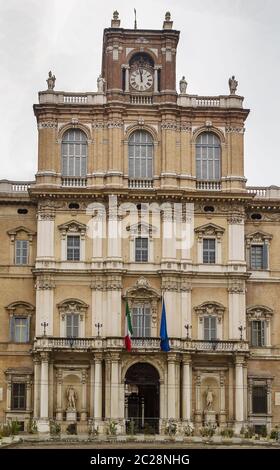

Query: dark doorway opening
125;362;160;434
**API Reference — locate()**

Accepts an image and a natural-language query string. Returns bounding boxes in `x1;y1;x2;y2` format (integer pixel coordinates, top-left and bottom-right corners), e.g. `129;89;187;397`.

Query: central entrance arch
125;362;160;434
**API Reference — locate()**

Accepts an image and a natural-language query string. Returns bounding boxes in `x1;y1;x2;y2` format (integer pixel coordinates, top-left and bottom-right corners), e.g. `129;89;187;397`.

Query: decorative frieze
225;127;245;134
161;122;191;132
38;121;57;129
92;121;123;129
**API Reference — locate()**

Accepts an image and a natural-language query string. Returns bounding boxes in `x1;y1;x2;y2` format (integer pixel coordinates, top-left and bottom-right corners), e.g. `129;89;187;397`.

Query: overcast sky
0;0;279;185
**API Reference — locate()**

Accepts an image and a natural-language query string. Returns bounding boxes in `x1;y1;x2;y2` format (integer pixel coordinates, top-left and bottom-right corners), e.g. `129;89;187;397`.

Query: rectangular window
14;317;29;343
12;383;26;410
67;236;80;261
251;320;265;347
204;316;217;340
132;305;151;337
15;240;29;265
66;314;79;337
135;237;148;262
251;245;267;270
252;385;267;414
203;238;216;264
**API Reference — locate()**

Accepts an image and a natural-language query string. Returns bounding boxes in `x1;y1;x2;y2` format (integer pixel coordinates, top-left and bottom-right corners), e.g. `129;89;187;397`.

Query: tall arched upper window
62;129;87;177
128;131;153;179
196;132;221;180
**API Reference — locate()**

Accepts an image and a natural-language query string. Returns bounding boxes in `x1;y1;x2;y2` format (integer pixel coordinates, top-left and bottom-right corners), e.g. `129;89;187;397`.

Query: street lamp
41;322;48;337
184;324;192;340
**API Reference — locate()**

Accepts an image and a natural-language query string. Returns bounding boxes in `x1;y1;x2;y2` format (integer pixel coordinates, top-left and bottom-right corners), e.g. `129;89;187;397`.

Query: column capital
167;353;178;363
40;352;50;362
182;353;192;364
110;352;120;362
235;354;245;365
94;352;103;362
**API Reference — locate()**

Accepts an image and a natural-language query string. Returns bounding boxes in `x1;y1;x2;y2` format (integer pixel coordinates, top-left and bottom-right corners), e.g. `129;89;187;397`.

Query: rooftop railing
0;180;34;193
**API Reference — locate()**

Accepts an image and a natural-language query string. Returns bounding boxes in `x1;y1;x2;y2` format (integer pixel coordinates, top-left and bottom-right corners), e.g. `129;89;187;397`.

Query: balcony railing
130;95;153;105
184;339;249;352
0;180;34;193
61;177;87;188
34;336;248;353
128;179;154;189
247;186;280;199
196;180;221;191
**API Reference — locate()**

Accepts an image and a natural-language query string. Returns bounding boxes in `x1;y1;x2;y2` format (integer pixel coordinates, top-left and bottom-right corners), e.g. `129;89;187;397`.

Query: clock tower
101;11;180;104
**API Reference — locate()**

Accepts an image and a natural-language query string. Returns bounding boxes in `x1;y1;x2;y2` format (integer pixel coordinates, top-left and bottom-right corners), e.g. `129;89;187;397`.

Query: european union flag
160;297;170;352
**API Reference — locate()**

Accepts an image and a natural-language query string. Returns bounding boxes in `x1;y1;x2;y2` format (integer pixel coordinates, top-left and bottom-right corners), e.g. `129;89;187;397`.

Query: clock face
130;68;153;91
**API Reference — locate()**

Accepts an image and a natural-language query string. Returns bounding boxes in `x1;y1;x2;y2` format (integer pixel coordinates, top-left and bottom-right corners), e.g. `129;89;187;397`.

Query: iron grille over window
251;245;267;270
67;236;80;261
12;383;26;410
62;129;87;177
15;240;29;265
196;132;221;180
128;131;153;179
135;237;148;262
252;385;267;413
203;238;216;264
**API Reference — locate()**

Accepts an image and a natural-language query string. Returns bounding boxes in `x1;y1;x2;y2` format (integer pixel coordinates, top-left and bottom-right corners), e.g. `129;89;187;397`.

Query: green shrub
27;419;38;434
0;423;12;437
107;420;117;436
270;427;279;440
165;420;177;436
240;425;254;438
50;420;61;435
220;428;234;438
199;424;215;438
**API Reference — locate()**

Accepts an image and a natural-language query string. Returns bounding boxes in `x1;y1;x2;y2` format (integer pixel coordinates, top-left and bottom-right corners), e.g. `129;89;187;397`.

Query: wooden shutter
262;244;268;269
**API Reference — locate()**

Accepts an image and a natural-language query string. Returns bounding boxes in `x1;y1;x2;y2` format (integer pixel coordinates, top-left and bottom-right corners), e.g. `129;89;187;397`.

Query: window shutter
73;314;79;337
26;316;30;343
66;315;71;337
261;321;265;347
204;317;210;340
10;316;15;342
210;317;217;340
262;244;268;269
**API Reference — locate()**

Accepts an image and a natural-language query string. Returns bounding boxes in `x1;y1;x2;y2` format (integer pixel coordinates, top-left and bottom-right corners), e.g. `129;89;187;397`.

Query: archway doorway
125;362;160;434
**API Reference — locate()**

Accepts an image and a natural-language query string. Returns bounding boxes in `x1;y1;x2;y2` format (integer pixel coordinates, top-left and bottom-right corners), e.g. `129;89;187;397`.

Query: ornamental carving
161;277;179;292
5;301;35;316
245;231;272;247
180;280;192;292
194;223;225;240
91;277;105;291
194;302;225;320
58;220;87;239
57;298;88;320
124;277;161;323
107;121;123;129
38;121;57;129
126;221;157;237
92;121;123;129
35;277;55;290
227;215;244;225
228;280;245;294
38;212;55;221
225;127;245;134
106;276;122;291
160;122;191;132
7;226;36;242
246;305;273;321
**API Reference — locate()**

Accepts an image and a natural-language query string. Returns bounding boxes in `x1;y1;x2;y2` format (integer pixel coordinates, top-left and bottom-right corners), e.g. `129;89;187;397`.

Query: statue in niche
206;387;214;411
66;385;77;410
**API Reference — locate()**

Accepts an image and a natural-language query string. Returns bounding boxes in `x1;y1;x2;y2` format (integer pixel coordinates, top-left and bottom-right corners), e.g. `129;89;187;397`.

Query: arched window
61;129;87;177
196;132;221;180
128;131;153;179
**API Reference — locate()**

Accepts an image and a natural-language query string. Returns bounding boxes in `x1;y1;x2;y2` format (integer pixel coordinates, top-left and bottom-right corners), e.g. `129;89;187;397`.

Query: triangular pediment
245;231;272;241
194;223;225;236
7;226;36;236
126;221;157;235
58;220;87;233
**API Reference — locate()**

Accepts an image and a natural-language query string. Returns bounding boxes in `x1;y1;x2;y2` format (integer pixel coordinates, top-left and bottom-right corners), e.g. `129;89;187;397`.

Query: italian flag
124;302;133;351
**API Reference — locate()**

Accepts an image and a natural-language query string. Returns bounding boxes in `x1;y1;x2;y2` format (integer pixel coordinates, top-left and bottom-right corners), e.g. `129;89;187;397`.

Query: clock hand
139;68;143;82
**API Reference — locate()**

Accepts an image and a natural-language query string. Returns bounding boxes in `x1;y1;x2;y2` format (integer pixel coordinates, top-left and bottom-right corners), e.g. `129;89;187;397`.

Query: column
110;353;120;419
33;358;41;419
56;369;63;421
6;379;11;411
154;67;159;93
228;216;245;265
36;212;55;262
38;353;50;432
80;370;88;421
182;355;192;422
26;378;32;412
228;280;246;340
49;360;54;419
235;356;244;432
162;207;176;261
167;354;176;419
194;373;202;425
35;276;55;336
180;282;192;338
124;66;130;92
90;361;95;418
93;353;102;422
107;196;121;260
219;372;226;425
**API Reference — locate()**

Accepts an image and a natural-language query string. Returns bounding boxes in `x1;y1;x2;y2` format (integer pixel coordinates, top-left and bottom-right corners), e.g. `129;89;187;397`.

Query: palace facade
0;12;280;435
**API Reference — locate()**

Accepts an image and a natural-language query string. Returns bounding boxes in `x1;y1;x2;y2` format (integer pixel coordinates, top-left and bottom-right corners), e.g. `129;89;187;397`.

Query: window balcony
61;177;87;188
183;339;249;353
196;180;221;191
128;179;154;189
